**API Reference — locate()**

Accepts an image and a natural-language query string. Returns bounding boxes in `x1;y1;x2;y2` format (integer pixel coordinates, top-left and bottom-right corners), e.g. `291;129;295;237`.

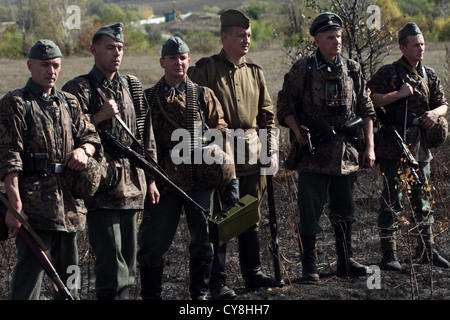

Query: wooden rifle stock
0;193;74;300
17;226;74;300
263;113;283;285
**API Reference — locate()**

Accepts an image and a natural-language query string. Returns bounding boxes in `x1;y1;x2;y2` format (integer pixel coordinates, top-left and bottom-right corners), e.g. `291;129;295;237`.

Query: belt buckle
54;163;65;174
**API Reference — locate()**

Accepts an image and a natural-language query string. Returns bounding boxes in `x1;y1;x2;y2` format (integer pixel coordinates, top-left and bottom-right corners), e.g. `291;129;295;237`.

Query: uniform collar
219;49;246;67
399;55;425;78
315;48;342;74
160;77;187;96
89;64;121;91
25;78;58;105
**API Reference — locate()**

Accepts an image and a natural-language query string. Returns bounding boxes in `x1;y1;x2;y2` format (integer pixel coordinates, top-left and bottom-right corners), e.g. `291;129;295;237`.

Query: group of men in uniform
0;8;448;300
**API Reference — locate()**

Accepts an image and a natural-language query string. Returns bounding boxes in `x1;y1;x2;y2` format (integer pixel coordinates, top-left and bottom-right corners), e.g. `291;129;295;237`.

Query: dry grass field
0;41;449;304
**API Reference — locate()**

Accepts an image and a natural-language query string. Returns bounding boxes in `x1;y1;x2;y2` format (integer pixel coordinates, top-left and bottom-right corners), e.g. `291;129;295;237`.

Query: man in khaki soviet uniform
277;12;376;281
190;9;280;299
62;23;159;299
0;40;101;299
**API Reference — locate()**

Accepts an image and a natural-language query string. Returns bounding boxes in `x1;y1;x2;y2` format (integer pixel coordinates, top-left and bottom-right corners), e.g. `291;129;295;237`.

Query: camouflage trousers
297;170;357;236
11;230;79;300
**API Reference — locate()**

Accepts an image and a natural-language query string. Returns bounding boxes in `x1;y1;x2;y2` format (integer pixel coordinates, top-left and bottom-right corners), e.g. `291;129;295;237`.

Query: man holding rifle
0;39;101;299
190;9;280;299
277;12;376;281
63;23;159;299
368;22;449;270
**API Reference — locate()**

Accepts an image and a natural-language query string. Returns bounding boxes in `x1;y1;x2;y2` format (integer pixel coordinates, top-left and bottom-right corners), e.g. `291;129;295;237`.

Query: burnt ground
0;143;449;318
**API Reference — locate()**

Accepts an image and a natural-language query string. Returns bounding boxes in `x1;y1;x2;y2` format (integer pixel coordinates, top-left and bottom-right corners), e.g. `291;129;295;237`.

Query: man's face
91;35;123;74
400;34;425;63
27;57;61;93
160;52;190;82
223;26;251;57
315;29;342;60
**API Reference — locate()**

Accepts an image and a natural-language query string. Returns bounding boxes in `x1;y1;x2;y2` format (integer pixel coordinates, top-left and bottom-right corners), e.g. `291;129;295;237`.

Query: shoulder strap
398;59;430;94
20;88;75;134
20;88;32;126
20;88;33;153
56;91;77;134
305;57;314;92
155;92;183;129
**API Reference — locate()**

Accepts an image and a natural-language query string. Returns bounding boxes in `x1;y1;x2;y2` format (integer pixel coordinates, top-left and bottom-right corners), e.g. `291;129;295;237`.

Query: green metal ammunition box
208;194;259;246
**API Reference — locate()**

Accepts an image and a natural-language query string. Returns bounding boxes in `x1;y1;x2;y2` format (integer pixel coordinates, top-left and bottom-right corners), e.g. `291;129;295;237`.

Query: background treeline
0;0;448;60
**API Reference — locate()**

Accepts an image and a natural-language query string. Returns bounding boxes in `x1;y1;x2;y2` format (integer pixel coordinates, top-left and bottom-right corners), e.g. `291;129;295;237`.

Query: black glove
223;178;239;207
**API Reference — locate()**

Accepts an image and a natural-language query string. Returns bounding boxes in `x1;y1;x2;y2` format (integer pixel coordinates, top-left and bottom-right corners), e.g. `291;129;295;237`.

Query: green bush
0;25;23;59
184;30;219;53
125;24;151;53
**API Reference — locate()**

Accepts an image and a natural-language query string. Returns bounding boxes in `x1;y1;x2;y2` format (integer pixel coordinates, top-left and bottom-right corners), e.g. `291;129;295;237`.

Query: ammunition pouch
22;153;65;174
382;107;420;127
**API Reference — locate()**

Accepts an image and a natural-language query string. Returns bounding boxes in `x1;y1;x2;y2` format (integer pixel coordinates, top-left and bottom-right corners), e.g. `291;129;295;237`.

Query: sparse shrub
184;30;219;53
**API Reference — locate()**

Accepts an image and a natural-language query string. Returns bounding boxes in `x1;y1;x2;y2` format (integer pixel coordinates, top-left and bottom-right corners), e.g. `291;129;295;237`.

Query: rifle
0;193;74;300
263;113;283;285
391;126;422;185
99;130;210;216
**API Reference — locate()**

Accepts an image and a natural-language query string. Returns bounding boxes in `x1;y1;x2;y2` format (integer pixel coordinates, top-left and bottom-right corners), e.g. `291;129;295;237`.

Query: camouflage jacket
144;77;227;194
62;65;153;210
189;49;275;176
0;78;102;232
277;50;376;175
368;56;448;162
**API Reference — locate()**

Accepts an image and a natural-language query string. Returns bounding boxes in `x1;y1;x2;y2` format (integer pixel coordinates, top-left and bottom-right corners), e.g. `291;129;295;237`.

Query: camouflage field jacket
144;77;227;194
0;78;102;232
368;56;448;162
62;65;151;211
277;50;376;175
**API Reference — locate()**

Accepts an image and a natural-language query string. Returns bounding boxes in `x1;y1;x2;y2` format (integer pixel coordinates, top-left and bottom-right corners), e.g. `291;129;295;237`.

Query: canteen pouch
34;153;49;173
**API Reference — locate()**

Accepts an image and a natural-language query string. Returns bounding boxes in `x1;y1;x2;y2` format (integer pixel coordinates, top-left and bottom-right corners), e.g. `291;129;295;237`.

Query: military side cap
65;157;101;199
93;22;124;43
425;116;448;148
161;37;189;57
220;9;250;29
310;12;343;36
398;22;422;43
29;40;62;60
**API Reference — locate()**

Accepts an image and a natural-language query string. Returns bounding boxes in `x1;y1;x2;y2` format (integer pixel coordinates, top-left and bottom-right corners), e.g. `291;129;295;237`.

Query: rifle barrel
391;127;422;185
100;130;210;215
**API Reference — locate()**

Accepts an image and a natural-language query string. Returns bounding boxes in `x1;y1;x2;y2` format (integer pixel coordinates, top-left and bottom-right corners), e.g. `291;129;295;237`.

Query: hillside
120;0;246;15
